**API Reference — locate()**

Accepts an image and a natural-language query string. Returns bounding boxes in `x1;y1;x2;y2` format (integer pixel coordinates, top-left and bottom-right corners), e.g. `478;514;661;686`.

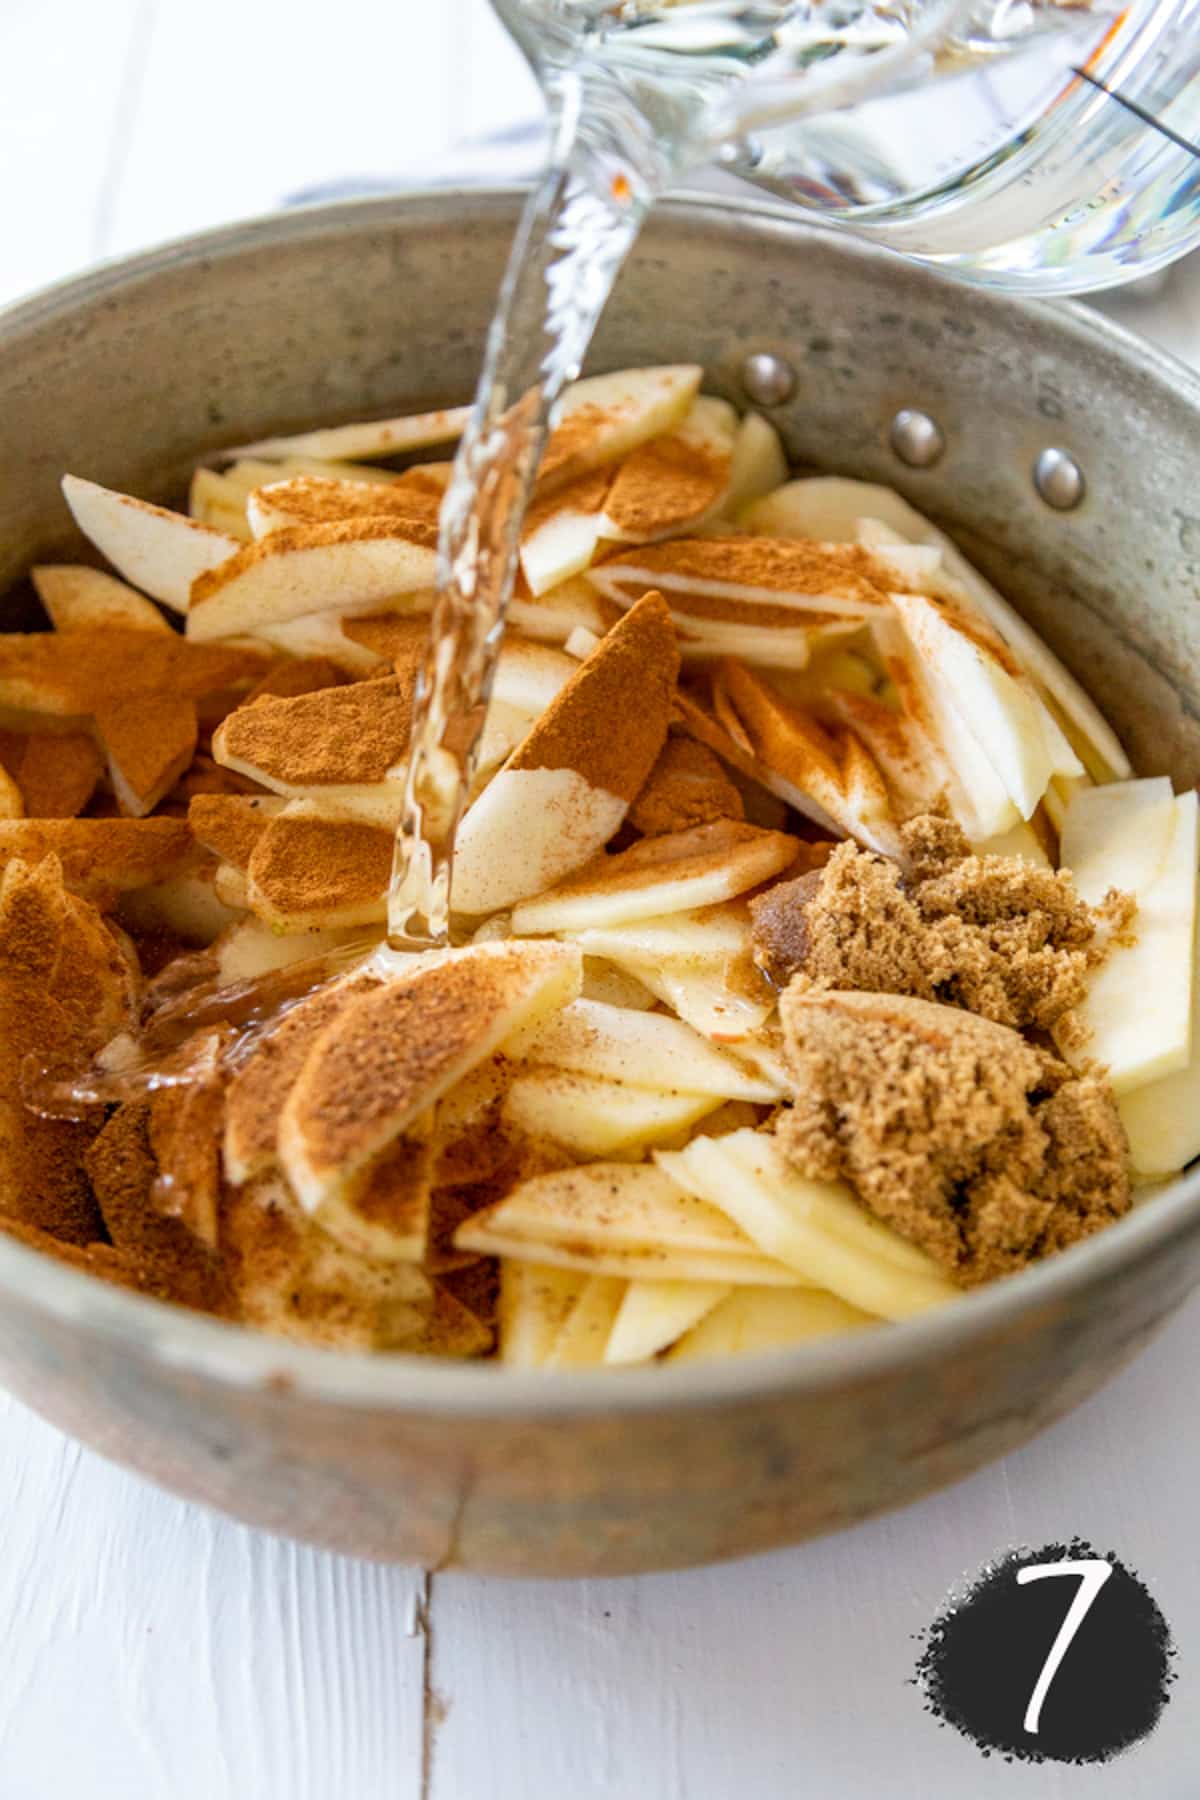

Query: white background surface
2;3;1199;1795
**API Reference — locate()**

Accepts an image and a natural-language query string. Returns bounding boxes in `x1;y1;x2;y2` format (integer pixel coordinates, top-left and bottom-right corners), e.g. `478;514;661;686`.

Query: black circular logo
914;1541;1175;1765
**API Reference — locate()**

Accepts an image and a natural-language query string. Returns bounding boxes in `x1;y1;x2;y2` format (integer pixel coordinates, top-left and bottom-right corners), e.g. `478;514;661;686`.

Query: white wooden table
2;6;1198;1794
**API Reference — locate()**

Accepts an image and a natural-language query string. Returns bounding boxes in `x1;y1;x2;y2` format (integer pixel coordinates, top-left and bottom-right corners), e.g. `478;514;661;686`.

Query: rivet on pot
1033;447;1086;511
889;409;945;469
741;351;796;408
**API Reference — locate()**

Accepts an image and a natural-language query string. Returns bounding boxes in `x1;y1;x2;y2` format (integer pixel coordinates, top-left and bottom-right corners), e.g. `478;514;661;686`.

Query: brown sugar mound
751;814;1133;1034
776;989;1131;1285
630;737;744;837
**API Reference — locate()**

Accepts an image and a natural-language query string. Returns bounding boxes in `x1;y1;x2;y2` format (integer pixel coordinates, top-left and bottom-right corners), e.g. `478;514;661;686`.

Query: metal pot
1;192;1196;1576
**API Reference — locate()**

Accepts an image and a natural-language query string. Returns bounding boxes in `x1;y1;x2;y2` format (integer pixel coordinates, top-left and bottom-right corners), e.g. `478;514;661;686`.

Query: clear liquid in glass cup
493;0;1200;294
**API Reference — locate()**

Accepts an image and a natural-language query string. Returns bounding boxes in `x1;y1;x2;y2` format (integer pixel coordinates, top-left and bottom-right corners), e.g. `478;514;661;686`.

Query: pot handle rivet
741;351;796;408
1033;447;1086;511
890;409;945;469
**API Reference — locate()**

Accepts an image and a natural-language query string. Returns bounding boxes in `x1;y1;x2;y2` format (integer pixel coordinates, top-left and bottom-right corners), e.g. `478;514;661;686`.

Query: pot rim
3;187;1198;1418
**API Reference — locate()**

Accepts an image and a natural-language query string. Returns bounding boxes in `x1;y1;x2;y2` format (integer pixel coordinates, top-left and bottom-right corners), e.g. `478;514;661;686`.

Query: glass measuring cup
492;1;1200;293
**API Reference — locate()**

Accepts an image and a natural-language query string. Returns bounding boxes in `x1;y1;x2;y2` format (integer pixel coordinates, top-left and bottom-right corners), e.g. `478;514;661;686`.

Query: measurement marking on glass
1016;1558;1113;1735
1072;66;1200;160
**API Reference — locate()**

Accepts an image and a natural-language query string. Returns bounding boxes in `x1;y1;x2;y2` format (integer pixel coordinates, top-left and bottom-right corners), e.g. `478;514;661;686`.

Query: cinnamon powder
630;736;745;837
0;817;194;905
188;793;280;871
510;590;680;800
224;972;381;1181
252;476;441;532
215;673;417;788
84;1103;230;1312
339;613;432;664
602;432;728;538
247;815;392;922
0;729;104;818
0;856;137;1244
595;536;896;606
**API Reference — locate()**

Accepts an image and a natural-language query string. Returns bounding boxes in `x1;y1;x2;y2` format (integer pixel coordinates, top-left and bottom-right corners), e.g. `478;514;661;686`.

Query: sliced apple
1060;776;1174;891
472;700;537;789
245;475;440;540
539;364;702;489
743;475;1131;781
508;575;621;645
579;959;658;1011
973;816;1052;868
616;955;775;1044
189;467;255;539
62;475;240;614
880;616;1019;843
564;627;601;660
249;610;390;677
188;793;288;872
503;997;781;1101
588;536;891;626
511;819;797;935
720;411;788;519
496;1260;588;1367
1118;940;1200;1178
456;1162;802;1285
489;639;577;717
221;404;472;463
31;565;172;635
0;730;103;820
313;1134;436;1266
667;1286;875;1363
224;968;382;1185
544;1275;628;1369
279;939;581;1214
186;519;438;641
889;590;1082;820
245;811;394;931
519;470;612;596
822;688;946;819
98;691;197;818
212;673;414;821
674;615;835;671
713;659;900;855
1042;770;1092;837
658;1131;958;1318
0;765;22;821
193;456;403;534
213;917;366;986
504;1067;721;1158
571;899;752;967
213;863;252;911
450;592;679;915
1058;780;1198;1092
604;1278;730;1364
222;1175;439;1353
117;856;241;945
